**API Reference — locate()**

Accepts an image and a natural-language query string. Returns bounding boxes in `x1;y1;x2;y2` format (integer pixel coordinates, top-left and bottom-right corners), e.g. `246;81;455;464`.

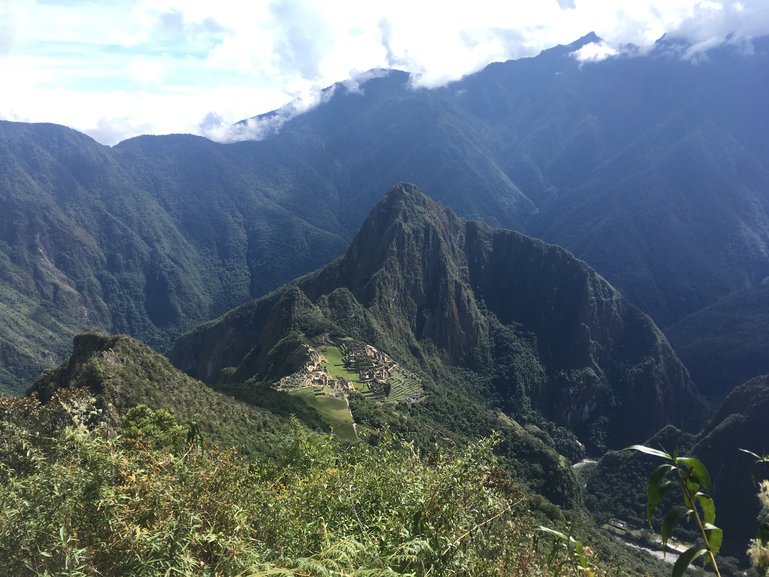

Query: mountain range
3;33;769;397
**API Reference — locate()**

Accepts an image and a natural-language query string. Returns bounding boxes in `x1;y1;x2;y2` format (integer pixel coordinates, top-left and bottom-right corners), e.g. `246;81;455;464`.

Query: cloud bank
0;0;767;144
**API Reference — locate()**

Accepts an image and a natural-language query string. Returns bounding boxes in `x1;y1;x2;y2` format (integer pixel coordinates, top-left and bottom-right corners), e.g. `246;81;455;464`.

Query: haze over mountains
2;32;769;401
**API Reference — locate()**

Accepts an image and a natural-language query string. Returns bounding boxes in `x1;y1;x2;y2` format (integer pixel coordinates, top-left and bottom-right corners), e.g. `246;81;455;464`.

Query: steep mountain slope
243;35;769;395
0;121;347;393
584;373;769;564
243;70;537;231
527;117;769;325
28;332;317;455
174;184;705;451
180;33;769;397
237;34;769;329
666;281;769;397
691;374;769;560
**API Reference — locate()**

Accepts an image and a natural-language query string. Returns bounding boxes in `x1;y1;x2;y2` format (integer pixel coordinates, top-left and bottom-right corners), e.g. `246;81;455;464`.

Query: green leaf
648;481;677;524
704;523;723;557
661;507;688;552
572;539;583;558
695;492;716;525
646;464;676;525
672;546;708;577
536;526;567;542
685;479;700;499
676;457;712;491
627;444;672;460
650;463;676;484
740;448;769;486
647;480;677;524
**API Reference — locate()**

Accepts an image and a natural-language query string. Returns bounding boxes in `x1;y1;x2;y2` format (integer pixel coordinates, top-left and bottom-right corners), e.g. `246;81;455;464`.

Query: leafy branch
628;445;721;577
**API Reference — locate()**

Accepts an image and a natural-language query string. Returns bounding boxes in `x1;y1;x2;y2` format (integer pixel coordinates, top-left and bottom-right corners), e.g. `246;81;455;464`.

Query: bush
0;394;562;576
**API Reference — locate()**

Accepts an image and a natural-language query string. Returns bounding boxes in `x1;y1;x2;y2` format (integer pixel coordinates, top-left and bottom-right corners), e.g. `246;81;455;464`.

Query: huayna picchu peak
174;183;706;452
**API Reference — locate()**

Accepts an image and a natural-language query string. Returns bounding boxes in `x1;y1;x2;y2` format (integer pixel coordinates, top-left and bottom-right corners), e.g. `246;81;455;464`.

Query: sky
1;0;768;145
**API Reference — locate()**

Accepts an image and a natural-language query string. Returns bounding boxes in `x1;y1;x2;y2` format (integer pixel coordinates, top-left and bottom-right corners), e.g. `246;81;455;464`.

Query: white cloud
129;57;166;88
571;41;620;62
200;82;338;142
1;0;768;144
676;0;769;56
0;0;29;56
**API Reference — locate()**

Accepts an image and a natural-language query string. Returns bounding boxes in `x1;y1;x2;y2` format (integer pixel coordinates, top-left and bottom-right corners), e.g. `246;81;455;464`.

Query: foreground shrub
0;391;554;576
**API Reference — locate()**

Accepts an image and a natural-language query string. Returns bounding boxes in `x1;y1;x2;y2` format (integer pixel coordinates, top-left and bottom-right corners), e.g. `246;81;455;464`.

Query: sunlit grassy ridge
29;333;301;456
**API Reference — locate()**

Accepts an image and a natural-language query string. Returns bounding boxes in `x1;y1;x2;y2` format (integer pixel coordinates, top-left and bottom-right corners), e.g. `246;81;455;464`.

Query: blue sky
1;0;768;145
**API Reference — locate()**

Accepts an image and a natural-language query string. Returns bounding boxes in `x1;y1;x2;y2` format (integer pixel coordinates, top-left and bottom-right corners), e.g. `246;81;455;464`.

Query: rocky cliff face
173;184;705;451
301;185;490;368
463;218;701;446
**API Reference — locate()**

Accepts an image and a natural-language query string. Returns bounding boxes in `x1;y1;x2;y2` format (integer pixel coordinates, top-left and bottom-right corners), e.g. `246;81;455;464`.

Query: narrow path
344;393;358;438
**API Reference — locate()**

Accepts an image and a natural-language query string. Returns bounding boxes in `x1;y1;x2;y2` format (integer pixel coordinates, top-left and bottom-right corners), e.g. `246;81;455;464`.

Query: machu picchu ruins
275;334;424;404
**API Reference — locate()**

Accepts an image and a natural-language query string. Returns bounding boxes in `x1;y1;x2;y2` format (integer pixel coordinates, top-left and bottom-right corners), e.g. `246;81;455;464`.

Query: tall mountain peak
174;184;706;451
535;31;603;60
376;181;433;213
360;182;444;231
564;31;602;51
341;182;466;278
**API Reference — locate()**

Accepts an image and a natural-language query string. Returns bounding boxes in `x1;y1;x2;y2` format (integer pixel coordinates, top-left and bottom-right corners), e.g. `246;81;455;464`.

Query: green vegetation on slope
0;122;348;393
29;332;315;457
288;387;356;442
0;389;673;577
667;282;769;397
0;282;79;394
0;391;547;576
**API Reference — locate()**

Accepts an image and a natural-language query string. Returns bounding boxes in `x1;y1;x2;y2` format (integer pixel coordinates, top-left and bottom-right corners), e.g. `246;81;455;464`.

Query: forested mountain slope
0;122;347;392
